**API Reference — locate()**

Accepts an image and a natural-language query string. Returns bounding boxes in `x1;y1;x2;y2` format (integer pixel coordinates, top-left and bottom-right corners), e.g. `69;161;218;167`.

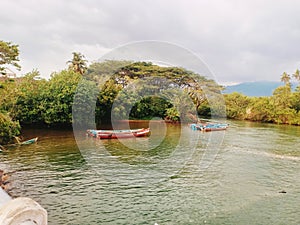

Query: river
0;120;299;225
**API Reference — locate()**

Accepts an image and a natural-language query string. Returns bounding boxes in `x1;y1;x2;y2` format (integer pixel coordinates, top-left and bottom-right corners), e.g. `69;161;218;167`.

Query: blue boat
190;123;228;132
20;137;38;145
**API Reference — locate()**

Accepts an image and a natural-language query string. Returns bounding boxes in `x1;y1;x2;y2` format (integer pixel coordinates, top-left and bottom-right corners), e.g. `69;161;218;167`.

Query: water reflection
0;121;299;224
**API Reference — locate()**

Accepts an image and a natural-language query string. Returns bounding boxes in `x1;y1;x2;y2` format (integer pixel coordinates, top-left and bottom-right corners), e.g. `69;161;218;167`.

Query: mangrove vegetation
214;71;300;125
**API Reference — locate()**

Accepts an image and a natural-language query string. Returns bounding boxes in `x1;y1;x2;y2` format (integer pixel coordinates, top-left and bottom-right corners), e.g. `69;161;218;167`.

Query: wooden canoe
87;128;151;139
87;128;146;138
98;128;150;139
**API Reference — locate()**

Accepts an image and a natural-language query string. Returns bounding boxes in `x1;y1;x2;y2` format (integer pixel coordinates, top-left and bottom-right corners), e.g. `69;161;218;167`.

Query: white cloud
1;0;300;83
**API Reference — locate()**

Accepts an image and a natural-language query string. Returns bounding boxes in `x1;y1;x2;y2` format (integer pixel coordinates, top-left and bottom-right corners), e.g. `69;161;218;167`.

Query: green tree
11;70;46;124
42;70;82;125
222;71;300;125
246;97;274;122
271;85;295;124
72;79;98;128
224;92;251;119
165;107;180;122
0;40;21;74
0;112;20;145
197;101;211;117
290;69;300;113
67;52;87;75
86;60;131;83
293;69;300;83
280;72;291;86
68;60;223;124
130;97;172;120
106;61;221;122
0;77;19;112
96;79;122;124
291;91;300;113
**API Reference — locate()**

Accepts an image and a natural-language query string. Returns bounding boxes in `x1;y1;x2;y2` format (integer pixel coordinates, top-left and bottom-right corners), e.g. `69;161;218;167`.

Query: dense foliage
67;52;87;75
0;40;21;73
0;112;20;144
2;39;300;143
86;61;222;124
0;70;82;127
0;57;222;137
218;73;300;125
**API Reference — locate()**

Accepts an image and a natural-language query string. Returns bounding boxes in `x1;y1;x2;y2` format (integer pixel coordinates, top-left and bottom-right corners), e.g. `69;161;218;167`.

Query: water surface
0;121;299;224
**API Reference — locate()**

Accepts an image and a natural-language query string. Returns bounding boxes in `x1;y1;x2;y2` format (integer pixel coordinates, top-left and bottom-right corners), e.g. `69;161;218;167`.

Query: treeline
0;70;82;126
0;60;219;127
0;69;83;145
2;39;300;144
0;41;222;144
199;71;300;125
1;61;220;128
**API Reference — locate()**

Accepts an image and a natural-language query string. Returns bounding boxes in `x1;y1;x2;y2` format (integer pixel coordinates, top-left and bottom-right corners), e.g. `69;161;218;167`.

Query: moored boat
87;128;146;137
190;123;228;132
201;126;228;132
87;128;151;139
20;137;38;145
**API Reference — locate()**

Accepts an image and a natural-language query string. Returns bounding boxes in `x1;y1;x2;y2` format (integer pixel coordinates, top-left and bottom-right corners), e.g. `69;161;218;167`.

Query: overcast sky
1;0;300;84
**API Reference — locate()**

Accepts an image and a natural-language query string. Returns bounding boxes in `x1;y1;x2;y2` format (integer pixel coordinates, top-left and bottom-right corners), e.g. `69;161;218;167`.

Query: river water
0;120;299;225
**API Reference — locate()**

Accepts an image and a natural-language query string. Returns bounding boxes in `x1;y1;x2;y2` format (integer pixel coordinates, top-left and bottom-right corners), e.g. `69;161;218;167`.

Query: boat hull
87;128;151;139
190;123;228;132
21;137;38;145
202;127;227;132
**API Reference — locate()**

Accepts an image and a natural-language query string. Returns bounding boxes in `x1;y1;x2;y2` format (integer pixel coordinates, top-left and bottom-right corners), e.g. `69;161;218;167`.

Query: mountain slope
222;81;292;96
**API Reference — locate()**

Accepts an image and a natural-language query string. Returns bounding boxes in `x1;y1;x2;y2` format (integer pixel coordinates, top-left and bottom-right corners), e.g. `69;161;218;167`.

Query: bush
165;107;180;122
0;113;20;145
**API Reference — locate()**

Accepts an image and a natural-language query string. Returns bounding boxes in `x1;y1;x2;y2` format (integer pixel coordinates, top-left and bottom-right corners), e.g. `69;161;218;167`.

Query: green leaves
87;61;222;123
224;79;300;125
10;70;46;124
0;40;21;72
67;52;87;75
0;112;20;145
41;70;82;125
0;69;83;126
224;92;252;119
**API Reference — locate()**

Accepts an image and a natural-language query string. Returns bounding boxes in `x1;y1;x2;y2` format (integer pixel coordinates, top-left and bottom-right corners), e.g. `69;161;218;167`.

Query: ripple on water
0;123;299;224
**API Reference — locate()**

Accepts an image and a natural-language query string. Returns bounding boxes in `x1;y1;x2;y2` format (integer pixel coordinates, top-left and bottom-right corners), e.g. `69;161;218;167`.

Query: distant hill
222;81;297;96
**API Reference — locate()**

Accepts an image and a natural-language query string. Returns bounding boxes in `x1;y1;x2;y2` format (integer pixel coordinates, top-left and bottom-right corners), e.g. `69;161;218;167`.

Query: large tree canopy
84;61;223;123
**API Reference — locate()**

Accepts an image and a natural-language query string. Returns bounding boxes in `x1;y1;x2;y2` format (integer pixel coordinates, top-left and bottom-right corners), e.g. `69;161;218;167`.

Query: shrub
0;113;20;145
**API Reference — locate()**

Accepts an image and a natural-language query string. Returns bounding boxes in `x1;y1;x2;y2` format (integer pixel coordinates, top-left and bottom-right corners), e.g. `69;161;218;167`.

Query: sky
1;0;300;85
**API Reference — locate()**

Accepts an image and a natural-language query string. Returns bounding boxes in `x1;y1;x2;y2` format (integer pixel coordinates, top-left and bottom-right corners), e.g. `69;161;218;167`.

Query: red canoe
87;128;151;139
98;128;150;139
